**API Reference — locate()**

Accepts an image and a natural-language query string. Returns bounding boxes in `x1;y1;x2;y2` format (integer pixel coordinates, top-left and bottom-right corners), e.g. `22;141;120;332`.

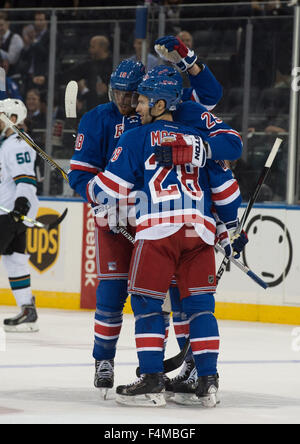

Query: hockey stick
216;137;282;284
122;224;267;288
0;205;68;230
0;113;136;243
0;113;69;183
133;230;268;376
215;244;267;289
65;80;78;118
135;139;282;375
0;67;6;91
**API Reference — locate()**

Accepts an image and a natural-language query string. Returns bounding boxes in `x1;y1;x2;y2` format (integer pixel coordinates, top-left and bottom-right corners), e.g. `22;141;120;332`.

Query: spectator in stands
60;35;112;110
17;11;50;94
25;88;46;133
176;30;193;50
0;52;23;100
129;38;160;72
25;87;47;194
0;12;23;76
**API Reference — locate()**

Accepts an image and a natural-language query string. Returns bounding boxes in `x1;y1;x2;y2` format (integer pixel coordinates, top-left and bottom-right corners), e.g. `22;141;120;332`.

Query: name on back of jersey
150;130;179;146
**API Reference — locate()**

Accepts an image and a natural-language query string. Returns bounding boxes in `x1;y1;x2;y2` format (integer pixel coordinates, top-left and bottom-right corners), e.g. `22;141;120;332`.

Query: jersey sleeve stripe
212;188;241;206
209;128;242;141
95;171;134;199
13;175;37;187
70;160;100;174
211;179;239;199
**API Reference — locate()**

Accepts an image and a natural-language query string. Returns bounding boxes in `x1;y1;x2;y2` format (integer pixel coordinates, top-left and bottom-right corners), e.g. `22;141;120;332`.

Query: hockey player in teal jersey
0;99;39;332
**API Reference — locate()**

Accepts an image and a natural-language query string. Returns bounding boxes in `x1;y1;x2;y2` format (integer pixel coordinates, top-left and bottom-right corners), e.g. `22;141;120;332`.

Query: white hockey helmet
0;99;27;125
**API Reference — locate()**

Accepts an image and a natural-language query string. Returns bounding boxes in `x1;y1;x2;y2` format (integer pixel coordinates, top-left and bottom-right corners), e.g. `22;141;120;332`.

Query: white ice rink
0;306;299;425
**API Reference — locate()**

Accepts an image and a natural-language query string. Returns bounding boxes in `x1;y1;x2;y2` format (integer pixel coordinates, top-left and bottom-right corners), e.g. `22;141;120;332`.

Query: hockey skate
174;372;219;407
3;297;38;332
196;374;219;408
94;359;114;400
164;358;195;400
116;372;166;407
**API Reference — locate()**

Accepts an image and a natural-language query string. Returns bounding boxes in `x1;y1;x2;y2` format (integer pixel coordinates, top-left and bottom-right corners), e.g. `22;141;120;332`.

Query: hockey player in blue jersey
68;37;243;398
86;72;245;407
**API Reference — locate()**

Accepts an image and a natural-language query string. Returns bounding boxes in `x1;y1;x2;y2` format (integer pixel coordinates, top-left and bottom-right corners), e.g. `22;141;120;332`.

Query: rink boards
0;199;299;325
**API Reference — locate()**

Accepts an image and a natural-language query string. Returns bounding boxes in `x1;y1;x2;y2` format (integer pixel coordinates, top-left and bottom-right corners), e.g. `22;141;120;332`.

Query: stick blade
65;81;78;118
265;137;282;168
47;208;68;230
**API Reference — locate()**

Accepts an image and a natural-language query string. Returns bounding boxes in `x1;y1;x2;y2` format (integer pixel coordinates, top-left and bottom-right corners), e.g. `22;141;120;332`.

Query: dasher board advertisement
0;200;83;309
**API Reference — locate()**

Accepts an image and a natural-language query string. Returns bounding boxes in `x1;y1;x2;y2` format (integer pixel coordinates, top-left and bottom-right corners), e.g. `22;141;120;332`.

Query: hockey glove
231;230;248;259
216;218;249;259
215;220;233;258
154;35;197;72
10;196;31;223
92;203;120;234
156;134;207;168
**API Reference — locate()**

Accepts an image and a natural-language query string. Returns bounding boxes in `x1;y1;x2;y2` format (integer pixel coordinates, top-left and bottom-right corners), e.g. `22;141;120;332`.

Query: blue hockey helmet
110;59;146;92
137;67;183;111
147;64;182;85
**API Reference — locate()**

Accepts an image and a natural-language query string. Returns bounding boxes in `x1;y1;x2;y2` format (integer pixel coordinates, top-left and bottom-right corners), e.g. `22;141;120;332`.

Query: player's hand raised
154;35;197;72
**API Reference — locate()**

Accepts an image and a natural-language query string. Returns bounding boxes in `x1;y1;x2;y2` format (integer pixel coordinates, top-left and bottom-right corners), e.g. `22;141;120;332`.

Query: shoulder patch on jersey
111;147;123;162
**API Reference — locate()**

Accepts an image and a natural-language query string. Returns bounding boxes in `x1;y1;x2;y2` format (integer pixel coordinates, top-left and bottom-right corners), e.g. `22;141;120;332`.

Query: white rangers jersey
0;133;39;223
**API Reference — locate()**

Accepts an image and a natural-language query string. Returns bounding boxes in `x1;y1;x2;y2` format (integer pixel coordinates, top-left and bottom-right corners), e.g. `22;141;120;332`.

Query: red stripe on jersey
164;327;169;340
97;172;131;197
94;322;122;337
174;322;189;336
137;214;215;232
135;336;165;349
209;129;242;141
70;164;99;174
211;181;239;202
190;339;220;353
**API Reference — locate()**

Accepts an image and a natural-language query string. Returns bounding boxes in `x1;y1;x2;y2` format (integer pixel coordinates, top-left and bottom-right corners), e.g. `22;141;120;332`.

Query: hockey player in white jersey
0;99;39;332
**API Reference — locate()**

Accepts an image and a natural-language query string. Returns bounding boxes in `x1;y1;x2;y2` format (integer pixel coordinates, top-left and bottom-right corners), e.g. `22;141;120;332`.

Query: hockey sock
2;253;33;307
182;294;219;376
189;312;219;376
93;280;128;361
163;311;170;353
131;294;165;374
170;286;192;359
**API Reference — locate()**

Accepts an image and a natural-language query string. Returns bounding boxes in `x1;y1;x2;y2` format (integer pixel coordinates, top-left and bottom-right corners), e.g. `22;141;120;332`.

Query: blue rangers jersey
69;101;140;198
87;119;242;243
181;64;222;111
174;101;242;161
68;66;229;200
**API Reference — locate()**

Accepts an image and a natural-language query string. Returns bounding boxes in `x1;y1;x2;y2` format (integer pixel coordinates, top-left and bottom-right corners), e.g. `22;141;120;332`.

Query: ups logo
26;208;60;273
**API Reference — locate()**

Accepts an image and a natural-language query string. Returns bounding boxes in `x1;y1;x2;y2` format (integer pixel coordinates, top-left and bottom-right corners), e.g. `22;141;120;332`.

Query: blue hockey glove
154;35;197;72
231;230;248;259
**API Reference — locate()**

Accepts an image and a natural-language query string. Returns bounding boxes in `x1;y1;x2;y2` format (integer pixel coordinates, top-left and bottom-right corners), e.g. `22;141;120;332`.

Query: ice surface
0;307;299;424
